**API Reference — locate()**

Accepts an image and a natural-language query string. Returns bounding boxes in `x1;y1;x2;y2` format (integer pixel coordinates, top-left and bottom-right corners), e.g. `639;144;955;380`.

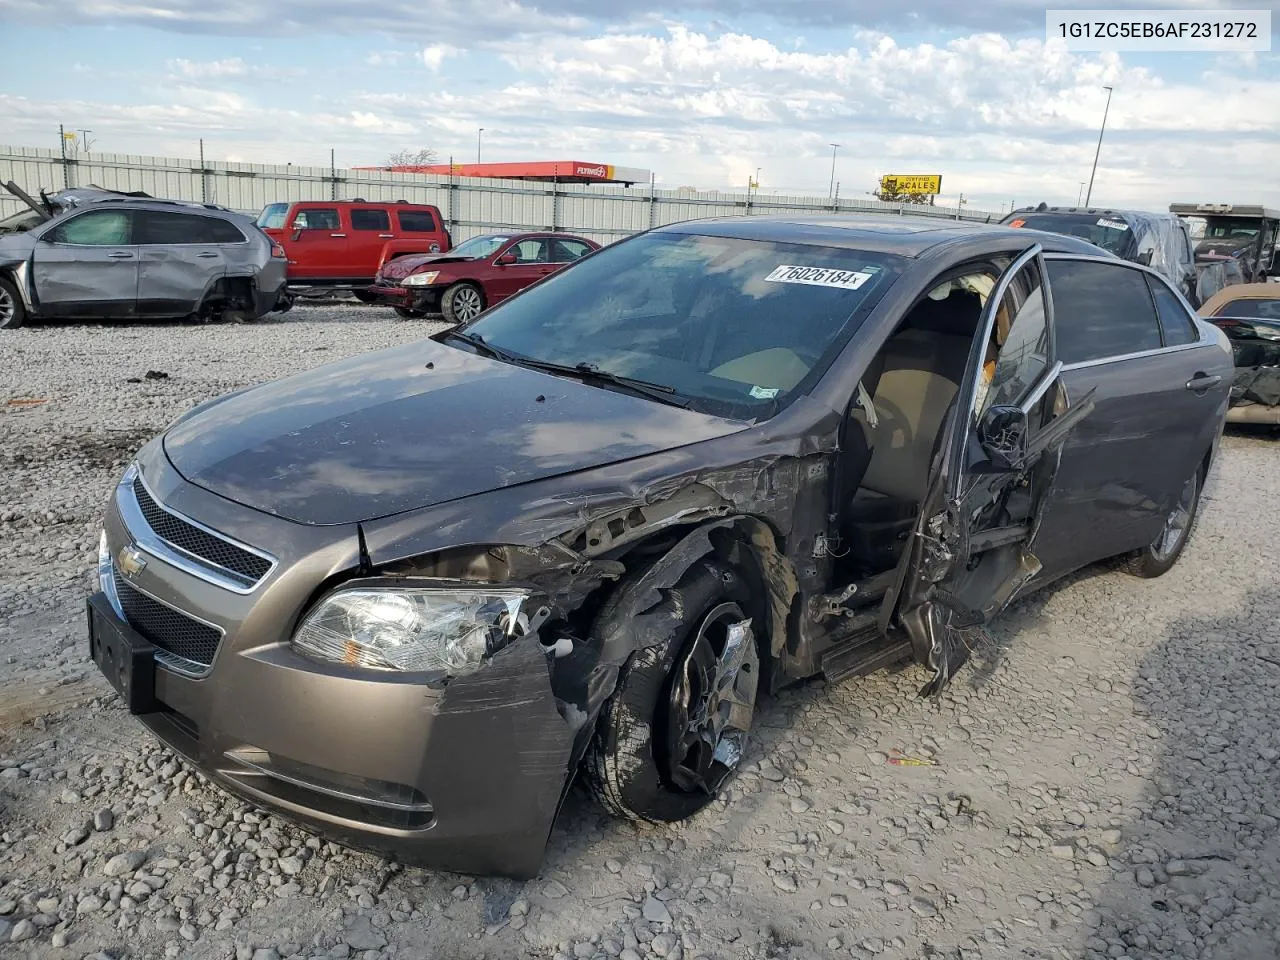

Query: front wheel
584;558;761;823
0;277;27;329
1124;469;1201;578
393;306;428;320
441;283;485;325
351;289;378;304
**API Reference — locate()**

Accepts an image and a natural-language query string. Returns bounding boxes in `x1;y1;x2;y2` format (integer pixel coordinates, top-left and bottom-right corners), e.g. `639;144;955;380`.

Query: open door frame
879;242;1096;696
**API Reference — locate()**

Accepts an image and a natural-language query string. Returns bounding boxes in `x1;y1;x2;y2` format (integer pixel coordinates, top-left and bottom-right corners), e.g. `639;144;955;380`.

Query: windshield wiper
440;331;691;409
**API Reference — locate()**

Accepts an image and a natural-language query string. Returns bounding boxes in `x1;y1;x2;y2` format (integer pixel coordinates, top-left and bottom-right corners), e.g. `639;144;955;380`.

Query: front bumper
92;450;580;878
365;282;440;311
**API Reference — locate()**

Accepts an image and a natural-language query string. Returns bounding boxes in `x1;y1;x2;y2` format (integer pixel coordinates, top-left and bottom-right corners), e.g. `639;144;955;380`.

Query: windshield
256;203;289;229
449;234;509;259
1203;217;1260;241
0;208;46;235
1006;213;1136;256
458;231;903;419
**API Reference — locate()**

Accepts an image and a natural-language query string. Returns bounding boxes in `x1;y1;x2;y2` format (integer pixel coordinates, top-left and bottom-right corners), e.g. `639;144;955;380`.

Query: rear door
135;210;227;316
489;236;555;301
1029;257;1222;578
31;209;138;317
285;205;344;281
882;243;1094;695
347;207;394;281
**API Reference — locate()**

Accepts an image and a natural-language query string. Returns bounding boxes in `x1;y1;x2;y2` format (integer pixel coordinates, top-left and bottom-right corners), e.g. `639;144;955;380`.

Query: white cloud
421;45;453;72
167;57;248;79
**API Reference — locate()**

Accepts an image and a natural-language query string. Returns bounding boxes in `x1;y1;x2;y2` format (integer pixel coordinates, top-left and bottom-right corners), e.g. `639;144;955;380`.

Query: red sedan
366;232;600;323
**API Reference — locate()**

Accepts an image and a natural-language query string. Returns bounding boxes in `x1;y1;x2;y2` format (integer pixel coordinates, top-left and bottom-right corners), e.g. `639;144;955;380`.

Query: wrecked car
0;181;289;329
1200;282;1280;425
367;232;601;322
88;215;1232;877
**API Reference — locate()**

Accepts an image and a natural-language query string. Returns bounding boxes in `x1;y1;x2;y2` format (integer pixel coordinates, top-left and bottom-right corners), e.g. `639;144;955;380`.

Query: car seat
840;288;981;572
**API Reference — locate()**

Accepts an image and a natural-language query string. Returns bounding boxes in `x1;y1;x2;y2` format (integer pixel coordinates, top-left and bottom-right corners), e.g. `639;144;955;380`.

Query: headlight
401;271;440;287
291;586;543;674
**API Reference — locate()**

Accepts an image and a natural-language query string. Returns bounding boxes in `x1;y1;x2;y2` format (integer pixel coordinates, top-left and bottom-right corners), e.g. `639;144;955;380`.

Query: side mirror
496;252;517;266
977;404;1028;470
1137;250;1154;266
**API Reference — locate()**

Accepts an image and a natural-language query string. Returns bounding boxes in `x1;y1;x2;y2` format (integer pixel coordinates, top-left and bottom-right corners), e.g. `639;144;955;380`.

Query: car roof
289;199;440;208
58;198;243;218
656;214;1104;258
1199;282;1280;315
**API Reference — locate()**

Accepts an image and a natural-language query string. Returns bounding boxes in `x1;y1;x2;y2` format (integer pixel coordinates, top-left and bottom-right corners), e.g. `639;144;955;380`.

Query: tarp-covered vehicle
1002;203;1200;306
1200;282;1280;425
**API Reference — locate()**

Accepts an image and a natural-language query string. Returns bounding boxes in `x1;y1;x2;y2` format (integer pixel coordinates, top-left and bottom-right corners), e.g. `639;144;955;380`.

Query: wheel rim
453;286;482;321
664;602;759;795
0;287;14;326
1151;474;1197;562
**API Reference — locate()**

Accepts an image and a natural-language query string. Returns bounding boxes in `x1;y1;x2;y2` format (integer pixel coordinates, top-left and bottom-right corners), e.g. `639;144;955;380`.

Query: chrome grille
114;571;222;671
131;476;272;585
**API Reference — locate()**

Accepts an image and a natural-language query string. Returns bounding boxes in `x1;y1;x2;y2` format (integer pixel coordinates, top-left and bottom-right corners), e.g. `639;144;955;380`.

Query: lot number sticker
1096;218;1129;231
765;265;873;290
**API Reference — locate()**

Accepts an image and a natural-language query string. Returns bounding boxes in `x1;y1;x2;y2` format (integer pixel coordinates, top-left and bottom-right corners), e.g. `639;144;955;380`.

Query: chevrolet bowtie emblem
117;545;148;578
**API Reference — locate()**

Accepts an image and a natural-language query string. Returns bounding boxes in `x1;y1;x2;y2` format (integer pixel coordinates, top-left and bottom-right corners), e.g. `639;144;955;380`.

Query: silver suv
0;183;289;329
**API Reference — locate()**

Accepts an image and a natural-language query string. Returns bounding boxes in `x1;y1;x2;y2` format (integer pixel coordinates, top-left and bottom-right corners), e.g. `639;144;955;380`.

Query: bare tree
874;187;935;205
386;148;439;167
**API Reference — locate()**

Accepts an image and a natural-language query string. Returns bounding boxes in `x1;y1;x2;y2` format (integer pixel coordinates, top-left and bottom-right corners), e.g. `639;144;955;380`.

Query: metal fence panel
1;145;997;243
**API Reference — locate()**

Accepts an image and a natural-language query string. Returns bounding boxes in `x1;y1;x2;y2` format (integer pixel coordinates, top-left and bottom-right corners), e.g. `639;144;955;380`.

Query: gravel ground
2;306;1279;960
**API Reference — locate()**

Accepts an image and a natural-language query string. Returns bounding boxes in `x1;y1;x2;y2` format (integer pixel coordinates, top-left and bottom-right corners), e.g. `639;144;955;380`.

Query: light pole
1077;181;1086;207
77;129;94;155
827;144;840;199
477;127;484;165
1084;85;1113;208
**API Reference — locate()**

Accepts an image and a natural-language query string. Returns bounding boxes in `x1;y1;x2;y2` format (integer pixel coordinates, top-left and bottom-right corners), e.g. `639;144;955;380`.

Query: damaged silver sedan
88;215;1233;877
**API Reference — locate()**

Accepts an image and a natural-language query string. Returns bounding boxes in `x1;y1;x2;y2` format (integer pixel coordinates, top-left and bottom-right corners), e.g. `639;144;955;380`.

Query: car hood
162;340;749;525
379;253;474;281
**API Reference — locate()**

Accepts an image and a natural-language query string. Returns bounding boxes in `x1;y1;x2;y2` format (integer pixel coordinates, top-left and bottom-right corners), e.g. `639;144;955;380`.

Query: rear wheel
441;283;485;325
584;558;760;823
0;278;27;329
1124;470;1201;578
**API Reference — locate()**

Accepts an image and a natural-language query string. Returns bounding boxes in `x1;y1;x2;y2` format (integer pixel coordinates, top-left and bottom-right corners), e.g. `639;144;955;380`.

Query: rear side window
350;209;391;231
1148;276;1199;346
50;210;131;245
398;210;437;232
294;208;339;230
553;238;593;262
1047;260;1162;363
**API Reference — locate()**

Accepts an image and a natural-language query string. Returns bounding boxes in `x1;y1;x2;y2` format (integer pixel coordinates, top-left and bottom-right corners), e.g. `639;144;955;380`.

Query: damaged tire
0;277;26;329
1123;468;1202;578
584;558;760;823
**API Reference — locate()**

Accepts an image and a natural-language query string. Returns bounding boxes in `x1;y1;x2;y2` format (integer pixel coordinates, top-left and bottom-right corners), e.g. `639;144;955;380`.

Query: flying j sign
879;174;943;195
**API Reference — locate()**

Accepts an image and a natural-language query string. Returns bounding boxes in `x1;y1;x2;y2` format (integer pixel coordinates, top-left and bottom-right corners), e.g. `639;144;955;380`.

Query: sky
0;0;1276;213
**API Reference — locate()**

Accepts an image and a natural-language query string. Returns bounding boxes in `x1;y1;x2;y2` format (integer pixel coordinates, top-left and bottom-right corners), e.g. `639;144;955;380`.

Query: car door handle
330;233;347;238
378;234;394;239
196;252;219;258
107;251;134;259
1186;373;1222;393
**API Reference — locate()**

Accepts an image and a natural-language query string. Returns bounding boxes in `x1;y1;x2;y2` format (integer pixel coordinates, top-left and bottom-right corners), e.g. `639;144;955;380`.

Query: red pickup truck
256;200;451;295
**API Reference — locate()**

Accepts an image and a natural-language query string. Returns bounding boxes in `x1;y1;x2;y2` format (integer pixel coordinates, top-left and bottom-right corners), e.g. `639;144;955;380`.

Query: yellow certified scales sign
880;174;943;195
